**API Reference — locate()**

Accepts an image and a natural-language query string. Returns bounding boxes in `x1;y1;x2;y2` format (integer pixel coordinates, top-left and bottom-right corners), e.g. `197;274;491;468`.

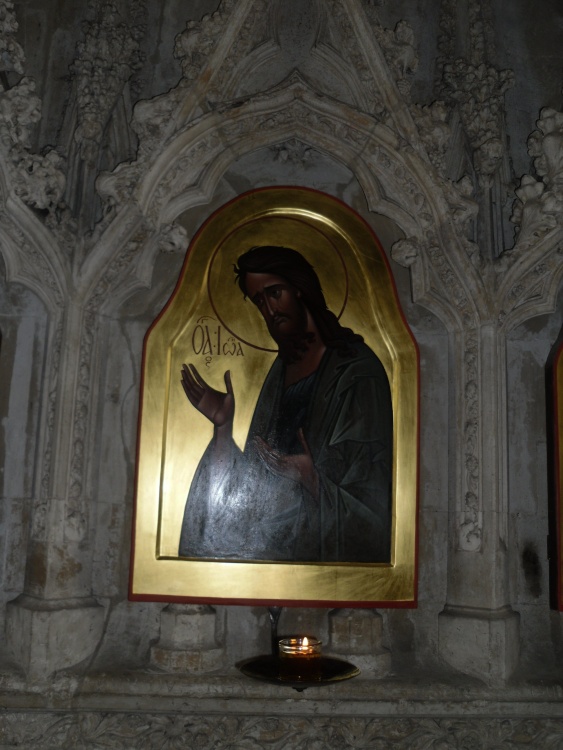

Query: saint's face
244;272;308;343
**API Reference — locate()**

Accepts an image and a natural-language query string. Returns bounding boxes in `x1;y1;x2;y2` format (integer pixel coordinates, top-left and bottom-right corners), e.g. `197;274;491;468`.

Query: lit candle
278;636;322;681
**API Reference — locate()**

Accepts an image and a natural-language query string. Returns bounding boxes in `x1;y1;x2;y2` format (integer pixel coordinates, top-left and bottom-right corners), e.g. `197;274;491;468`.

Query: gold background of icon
130;188;419;605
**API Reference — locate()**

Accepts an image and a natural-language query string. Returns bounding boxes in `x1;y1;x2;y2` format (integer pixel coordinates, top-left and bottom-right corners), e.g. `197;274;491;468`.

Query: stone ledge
1;711;562;749
1;668;563;717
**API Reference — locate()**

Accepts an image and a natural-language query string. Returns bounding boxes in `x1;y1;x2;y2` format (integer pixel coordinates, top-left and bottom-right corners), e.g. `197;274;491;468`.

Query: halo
207;214;349;351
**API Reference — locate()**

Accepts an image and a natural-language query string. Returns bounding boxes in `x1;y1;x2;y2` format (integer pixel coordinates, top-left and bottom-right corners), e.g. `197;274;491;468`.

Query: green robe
179;342;392;562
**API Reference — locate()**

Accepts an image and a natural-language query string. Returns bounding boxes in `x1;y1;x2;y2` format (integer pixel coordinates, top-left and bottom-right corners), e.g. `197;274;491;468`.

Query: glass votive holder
278;636;322;682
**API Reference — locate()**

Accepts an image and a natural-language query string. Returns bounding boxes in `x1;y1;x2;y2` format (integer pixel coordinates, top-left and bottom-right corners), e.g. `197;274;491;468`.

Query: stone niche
0;0;562;746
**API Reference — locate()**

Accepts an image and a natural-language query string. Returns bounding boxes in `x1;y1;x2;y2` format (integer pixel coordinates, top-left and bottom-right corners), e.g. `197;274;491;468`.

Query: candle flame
303;637;308;646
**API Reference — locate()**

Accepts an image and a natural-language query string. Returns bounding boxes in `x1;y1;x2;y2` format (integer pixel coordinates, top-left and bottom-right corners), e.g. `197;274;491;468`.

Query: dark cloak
178;342;392;563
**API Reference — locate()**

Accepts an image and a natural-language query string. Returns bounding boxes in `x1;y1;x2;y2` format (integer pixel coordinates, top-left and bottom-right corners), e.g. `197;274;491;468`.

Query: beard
276;329;317;363
266;298;314;363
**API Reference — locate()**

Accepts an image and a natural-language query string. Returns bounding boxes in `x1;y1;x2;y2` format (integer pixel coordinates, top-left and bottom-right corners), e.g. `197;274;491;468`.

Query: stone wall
0;0;562;745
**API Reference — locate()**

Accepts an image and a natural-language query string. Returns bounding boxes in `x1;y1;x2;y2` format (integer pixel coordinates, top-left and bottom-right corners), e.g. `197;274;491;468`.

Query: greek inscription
191;316;244;365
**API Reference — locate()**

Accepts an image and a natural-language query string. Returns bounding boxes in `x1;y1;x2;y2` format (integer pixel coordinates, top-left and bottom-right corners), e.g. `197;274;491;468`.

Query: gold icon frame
129;187;419;606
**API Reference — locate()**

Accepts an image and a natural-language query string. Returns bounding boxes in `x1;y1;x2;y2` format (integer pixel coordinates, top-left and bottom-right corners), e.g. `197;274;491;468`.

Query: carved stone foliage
0;77;66;210
373;20;418;98
1;712;563;749
12;150;67;211
174;1;236;82
271;138;314;165
0;0;25;75
361;2;418;99
439;60;512;184
434;0;514;192
437;0;499;86
52;0;147;237
158;221;189;255
441;176;481;266
0;77;40;152
0;2;66;211
410;101;451;175
70;1;145;166
529;108;563;187
510;108;563;253
458;330;480;552
96;156;146;222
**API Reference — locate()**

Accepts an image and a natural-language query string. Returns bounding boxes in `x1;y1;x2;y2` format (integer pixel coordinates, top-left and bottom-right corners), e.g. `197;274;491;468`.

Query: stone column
327;609;390;677
437;324;520;684
150;604;225;673
5;301;105;679
393;238;522;685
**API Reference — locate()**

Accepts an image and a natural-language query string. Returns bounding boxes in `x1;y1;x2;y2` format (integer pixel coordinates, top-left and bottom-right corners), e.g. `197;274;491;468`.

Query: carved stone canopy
0;0;561;696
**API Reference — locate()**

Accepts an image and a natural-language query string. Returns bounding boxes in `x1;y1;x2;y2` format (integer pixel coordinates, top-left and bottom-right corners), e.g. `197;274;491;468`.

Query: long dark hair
234;246;363;356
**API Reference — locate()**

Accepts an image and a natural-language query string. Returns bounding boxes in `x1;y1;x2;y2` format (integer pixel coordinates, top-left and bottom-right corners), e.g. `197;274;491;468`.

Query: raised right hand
181;364;234;428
